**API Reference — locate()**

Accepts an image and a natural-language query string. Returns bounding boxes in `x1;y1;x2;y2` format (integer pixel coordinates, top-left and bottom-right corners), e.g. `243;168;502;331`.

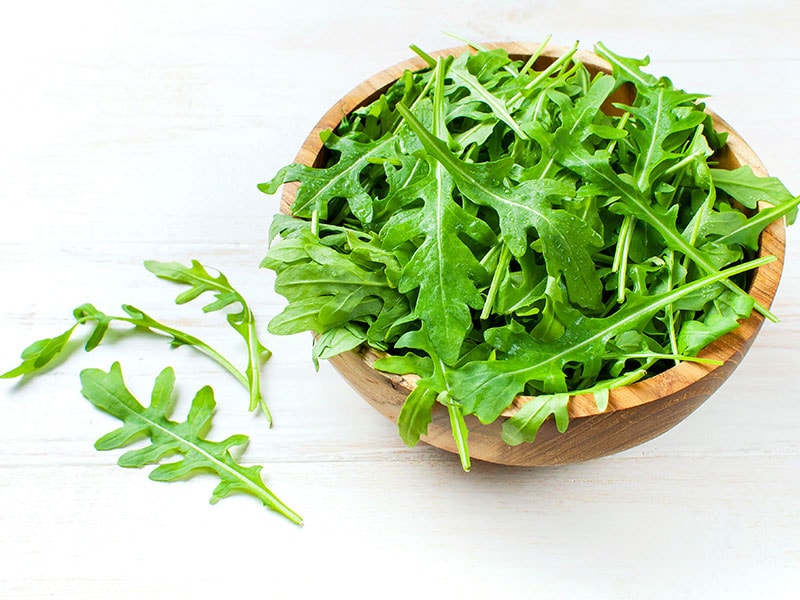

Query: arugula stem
508;41;579;108
603;352;723;366
571;367;649;400
245;309;273;424
606;112;630;154
481;244;511;319
612;215;636;303
310;209;319;236
439;391;471;472
517;35;553;78
663;149;706;178
479;242;502;269
663;169;687;213
80;314;251;391
663;251;681;365
391;70;435;137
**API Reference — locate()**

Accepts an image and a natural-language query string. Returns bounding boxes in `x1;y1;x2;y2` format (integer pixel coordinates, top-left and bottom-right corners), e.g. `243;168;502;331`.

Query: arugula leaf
1;325;78;379
711;166;796;218
2;303;247;391
703;195;800;250
502;394;569;445
382;58;495;364
594;41;658;88
259;132;400;224
618;85;707;193
311;325;366;370
80;363;302;525
411;44;528;140
144;260;272;421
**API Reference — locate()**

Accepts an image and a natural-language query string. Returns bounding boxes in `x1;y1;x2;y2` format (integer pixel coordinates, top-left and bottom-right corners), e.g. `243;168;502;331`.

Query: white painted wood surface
1;1;799;598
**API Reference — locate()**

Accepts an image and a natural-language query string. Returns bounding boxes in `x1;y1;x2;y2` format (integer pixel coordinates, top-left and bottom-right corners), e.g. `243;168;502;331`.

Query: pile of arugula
261;40;799;470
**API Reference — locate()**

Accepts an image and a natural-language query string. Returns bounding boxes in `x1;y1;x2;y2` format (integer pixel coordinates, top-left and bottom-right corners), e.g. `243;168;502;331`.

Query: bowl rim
279;41;787;420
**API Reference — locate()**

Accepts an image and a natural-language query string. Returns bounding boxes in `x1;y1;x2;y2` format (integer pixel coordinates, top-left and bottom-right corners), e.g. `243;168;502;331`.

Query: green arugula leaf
1;325;78;379
502;394;569;445
3;303;248;395
258;132;403;224
618;85;707;193
144;260;272;421
311;324;367;370
711;166;796;217
701;194;800;251
382;58;495;364
81;363;302;525
677;289;755;355
412;44;528;140
594;41;658;88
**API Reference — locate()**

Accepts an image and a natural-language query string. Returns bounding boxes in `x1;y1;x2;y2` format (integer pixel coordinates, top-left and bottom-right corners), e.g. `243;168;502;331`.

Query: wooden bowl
280;42;787;466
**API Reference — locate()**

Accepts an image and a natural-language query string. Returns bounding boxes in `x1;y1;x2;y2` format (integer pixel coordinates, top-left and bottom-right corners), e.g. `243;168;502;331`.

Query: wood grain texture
1;1;799;598
286;42;787;466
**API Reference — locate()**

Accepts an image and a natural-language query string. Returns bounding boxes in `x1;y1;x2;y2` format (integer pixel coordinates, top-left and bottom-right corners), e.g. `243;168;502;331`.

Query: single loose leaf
2;303;247;392
80;363;302;524
501;394;570;445
145;260;272;421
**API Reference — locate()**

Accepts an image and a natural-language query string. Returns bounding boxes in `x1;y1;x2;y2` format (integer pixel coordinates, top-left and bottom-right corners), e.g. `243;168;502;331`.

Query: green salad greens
81;362;302;524
4;261;302;523
260;40;799;470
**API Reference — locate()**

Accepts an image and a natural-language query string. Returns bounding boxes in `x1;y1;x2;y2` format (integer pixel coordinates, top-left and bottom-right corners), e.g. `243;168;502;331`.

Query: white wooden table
1;2;798;598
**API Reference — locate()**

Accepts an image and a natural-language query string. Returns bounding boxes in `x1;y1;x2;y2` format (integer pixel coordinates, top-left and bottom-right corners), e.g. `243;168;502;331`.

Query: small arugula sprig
261;38;798;470
81;362;302;525
3;260;273;424
144;260;273;423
